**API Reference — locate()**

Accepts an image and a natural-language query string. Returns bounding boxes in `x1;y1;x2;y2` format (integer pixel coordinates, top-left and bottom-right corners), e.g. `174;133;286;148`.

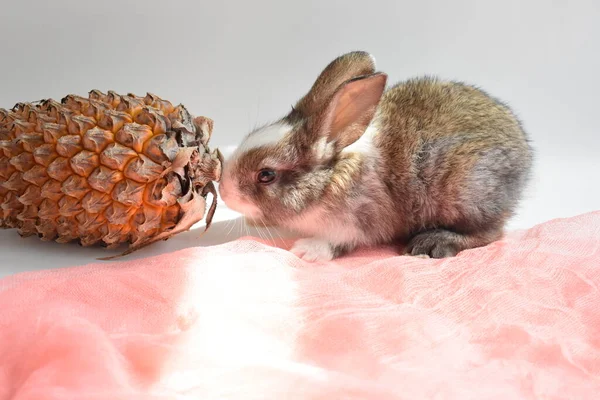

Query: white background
1;0;598;277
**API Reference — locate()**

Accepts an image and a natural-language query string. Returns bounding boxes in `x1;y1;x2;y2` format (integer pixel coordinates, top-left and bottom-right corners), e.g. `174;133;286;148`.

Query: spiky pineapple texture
0;90;222;255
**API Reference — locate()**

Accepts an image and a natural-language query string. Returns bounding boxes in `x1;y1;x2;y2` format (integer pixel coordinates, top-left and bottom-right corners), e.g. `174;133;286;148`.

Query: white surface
1;0;599;277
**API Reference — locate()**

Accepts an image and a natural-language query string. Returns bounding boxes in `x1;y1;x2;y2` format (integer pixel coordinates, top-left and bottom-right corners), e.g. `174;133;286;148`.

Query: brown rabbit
219;51;533;261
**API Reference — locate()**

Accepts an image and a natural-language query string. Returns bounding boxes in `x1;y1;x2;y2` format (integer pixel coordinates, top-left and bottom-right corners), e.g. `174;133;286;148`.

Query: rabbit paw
290;238;335;262
406;229;461;259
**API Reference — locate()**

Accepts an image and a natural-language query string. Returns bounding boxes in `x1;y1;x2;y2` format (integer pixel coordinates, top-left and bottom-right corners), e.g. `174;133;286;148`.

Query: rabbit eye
257;169;277;184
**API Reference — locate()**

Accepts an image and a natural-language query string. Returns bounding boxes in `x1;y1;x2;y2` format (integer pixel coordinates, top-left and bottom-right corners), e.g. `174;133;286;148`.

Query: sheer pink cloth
1;212;599;399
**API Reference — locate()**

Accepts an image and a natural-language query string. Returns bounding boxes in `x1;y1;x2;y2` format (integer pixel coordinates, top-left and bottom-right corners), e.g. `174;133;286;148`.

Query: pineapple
0;90;222;256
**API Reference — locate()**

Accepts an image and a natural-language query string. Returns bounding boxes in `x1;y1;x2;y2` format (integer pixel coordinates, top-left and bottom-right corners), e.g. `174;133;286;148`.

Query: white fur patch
290;238;334;262
341;123;378;157
222;194;262;219
233;122;292;156
313;136;334;161
218;180;262;219
287;206;368;248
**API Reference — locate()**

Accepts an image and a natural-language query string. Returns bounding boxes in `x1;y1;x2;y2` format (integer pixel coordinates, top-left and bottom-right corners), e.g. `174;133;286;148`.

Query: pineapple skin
0;90;222;250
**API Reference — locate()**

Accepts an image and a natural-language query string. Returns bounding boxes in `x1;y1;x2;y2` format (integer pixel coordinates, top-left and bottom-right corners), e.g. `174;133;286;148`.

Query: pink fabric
1;212;600;400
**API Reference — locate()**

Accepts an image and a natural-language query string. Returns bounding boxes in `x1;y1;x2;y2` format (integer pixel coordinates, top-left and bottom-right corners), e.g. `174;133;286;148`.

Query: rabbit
218;51;533;262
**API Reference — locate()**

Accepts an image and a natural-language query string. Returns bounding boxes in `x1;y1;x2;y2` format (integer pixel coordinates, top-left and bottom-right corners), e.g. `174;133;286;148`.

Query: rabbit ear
294;51;377;116
314;72;387;150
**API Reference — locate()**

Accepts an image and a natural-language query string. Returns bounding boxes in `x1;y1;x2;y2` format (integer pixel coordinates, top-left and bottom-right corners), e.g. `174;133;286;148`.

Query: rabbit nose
218;181;229;199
